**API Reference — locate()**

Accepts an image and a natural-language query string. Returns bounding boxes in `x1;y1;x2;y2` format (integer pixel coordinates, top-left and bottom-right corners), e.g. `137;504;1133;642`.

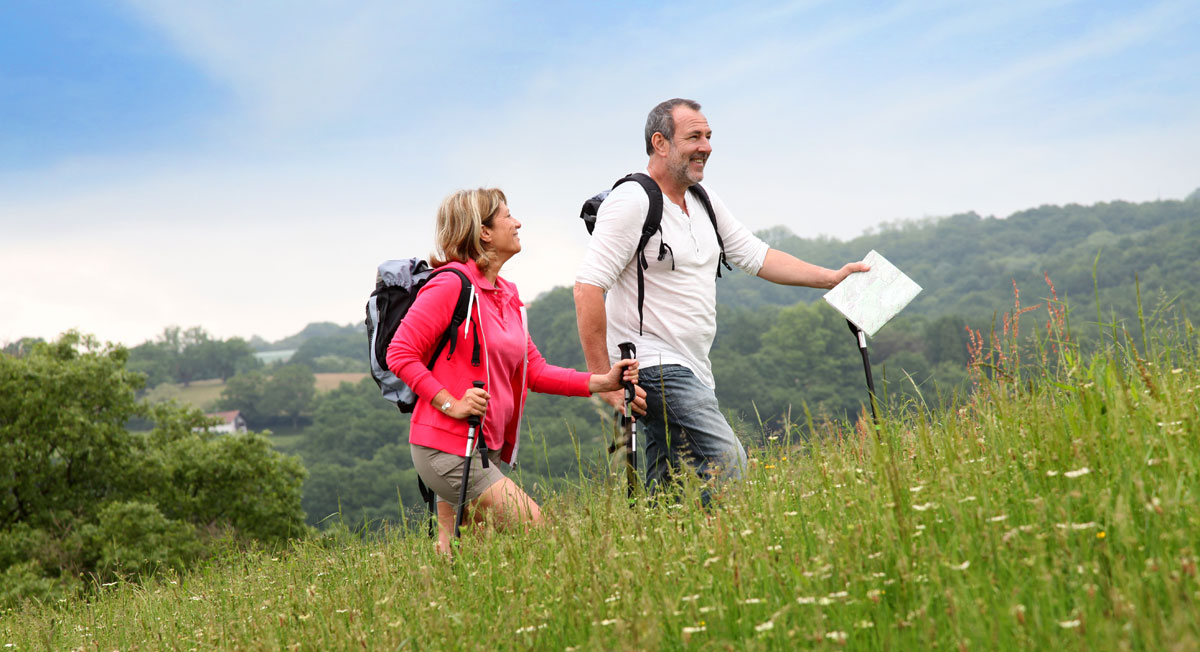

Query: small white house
202;410;248;435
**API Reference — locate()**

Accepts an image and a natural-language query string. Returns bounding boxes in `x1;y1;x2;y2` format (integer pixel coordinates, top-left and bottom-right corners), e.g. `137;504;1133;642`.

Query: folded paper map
823;250;921;338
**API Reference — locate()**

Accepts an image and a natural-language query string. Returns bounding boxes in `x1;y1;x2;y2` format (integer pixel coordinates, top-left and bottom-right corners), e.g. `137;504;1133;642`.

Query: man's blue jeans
639;364;747;493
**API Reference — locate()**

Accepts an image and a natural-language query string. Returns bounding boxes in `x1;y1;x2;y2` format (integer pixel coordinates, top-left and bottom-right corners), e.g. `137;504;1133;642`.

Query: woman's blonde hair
430;188;507;271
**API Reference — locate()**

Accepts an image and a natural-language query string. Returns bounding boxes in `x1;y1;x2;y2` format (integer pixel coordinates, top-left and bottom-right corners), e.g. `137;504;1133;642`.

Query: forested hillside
715;196;1200;323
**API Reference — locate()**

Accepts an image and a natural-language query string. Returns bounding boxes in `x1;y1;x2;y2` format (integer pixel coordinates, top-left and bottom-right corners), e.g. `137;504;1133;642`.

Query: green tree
263;364;316;428
218;370;269;425
0;333;308;608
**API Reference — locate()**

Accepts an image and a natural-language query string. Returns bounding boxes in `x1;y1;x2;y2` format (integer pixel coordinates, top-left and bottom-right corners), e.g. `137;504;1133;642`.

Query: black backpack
365;258;479;411
580;173;732;334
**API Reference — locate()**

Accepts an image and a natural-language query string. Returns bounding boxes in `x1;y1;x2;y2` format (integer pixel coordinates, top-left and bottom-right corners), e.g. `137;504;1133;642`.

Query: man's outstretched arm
755;248;869;289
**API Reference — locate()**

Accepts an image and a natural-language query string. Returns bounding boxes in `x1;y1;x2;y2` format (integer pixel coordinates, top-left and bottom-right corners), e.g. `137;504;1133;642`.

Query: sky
2;0;1199;347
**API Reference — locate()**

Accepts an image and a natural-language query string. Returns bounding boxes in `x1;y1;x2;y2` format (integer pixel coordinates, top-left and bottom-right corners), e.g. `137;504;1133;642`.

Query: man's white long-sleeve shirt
575;176;769;389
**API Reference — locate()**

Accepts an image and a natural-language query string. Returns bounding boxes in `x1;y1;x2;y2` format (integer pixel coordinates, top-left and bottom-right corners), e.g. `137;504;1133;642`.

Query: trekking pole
846;320;880;428
454;380;486;539
617;341;638;497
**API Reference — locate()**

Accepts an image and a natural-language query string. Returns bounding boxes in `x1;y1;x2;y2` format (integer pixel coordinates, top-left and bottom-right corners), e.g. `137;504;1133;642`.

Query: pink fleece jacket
386;260;590;463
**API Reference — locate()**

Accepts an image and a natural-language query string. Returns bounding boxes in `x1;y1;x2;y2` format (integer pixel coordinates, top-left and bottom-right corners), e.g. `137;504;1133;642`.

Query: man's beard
669;152;704;186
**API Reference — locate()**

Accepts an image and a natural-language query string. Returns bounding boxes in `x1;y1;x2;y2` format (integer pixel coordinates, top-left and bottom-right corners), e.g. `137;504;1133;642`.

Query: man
574;98;868;498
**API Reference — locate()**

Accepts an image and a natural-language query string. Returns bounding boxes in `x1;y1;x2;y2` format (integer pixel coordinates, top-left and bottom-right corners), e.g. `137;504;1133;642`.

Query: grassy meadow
3;299;1198;650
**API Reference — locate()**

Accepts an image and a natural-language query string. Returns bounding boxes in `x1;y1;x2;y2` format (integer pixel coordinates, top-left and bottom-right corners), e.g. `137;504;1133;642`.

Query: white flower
989;514;1008;522
959;496;977;503
740;529;753;536
741;598;764;604
948;560;970;571
855;620;875;629
1058;619;1081;629
594;619;619;627
755;621;775;632
1046;470;1059;477
796;596;816;604
1064;467;1090;479
909;485;925;493
826;631;848;642
681;626;706;634
1056;522;1098;530
912;502;936;511
681;594;701;602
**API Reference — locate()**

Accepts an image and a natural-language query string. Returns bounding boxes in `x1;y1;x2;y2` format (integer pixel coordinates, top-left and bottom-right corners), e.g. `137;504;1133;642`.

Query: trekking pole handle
469;381;488;468
617;342;636;400
467;381;485;428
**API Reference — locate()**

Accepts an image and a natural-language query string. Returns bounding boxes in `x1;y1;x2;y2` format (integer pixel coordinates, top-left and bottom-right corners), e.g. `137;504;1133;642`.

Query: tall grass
4;285;1198;650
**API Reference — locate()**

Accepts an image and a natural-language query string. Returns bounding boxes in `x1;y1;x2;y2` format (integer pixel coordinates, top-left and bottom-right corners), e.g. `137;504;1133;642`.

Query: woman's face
482;202;522;259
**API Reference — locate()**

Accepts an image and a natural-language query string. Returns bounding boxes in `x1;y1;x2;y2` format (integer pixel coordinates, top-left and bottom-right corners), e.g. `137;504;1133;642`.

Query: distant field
314;372;368;391
143;373;369;412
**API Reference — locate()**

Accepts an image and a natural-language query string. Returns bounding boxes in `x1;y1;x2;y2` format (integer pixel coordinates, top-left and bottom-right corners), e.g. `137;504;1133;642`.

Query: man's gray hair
644;98;702;155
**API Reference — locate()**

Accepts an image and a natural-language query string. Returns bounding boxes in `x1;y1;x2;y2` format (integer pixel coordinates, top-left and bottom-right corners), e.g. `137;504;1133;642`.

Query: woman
387;188;637;554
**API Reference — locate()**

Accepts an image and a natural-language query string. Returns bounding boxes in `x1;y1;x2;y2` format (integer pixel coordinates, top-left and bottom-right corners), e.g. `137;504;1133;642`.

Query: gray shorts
411;443;505;504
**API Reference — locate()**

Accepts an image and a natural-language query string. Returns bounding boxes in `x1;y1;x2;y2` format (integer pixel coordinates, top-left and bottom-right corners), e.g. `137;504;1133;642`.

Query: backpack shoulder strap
424;267;476;367
689;183;733;278
612;173;664;336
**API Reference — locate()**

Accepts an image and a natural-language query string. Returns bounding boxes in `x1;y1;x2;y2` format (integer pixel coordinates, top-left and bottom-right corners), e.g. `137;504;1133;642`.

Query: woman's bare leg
471;476;542;531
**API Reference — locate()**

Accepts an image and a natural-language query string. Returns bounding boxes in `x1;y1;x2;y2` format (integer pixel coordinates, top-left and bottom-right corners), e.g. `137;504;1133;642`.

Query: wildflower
825;631;848;643
767;545;783;552
948;560;970;571
1097;531;1106;539
765;464;776;469
1064;467;1090;479
703;557;721;567
912;502;936;511
1056;522;1098;531
868;551;883;559
1046;470;1059;477
699;606;716;614
909;485;925;493
959;496;977;503
681;594;701;602
740;529;753;536
755;621;775;632
1058;619;1081;629
989;514;1008;522
742;598;764;605
855;620;874;629
784;511;799;516
604;593;620;603
682;625;706;635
